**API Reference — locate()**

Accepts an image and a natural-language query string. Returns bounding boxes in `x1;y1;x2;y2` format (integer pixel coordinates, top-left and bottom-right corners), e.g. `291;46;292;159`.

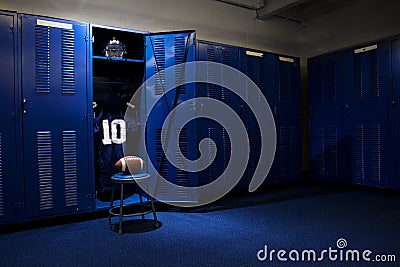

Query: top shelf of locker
92;55;144;63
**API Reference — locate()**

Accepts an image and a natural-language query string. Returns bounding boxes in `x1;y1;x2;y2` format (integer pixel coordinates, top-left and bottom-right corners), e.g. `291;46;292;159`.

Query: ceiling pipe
213;0;262;10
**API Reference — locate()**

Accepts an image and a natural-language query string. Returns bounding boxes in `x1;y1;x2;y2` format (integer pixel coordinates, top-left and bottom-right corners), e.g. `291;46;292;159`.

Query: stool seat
111;173;150;183
108;172;158;234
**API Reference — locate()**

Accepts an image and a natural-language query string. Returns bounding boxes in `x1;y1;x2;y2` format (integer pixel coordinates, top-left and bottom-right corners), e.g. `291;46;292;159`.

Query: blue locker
21;15;92;218
237;48;269;188
239;48;302;186
90;25;146;202
392;38;400;190
308;51;349;182
145;31;198;203
309;41;393;189
271;54;302;183
196;41;239;187
0;11;23;223
344;41;392;188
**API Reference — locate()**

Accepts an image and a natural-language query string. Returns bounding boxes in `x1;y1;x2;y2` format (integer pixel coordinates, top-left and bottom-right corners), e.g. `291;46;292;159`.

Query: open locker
91;27;199;207
90;25;146;205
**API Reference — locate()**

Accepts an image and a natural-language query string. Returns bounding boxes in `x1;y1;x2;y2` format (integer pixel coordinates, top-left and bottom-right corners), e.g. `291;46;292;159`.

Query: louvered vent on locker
174;36;186;94
63;131;78;207
247;130;258;180
221;50;231;102
35;26;50;93
327;59;337;102
279;127;295;177
206;48;217;99
325;126;338;176
0;133;3;216
278;62;293;103
61;29;75;95
37;131;53;210
354;125;365;180
370;124;381;181
207;128;218;183
176;128;189;197
222;129;230;169
314;60;323;103
153;38;166;96
315;126;325;175
354;47;379;99
155;128;168;195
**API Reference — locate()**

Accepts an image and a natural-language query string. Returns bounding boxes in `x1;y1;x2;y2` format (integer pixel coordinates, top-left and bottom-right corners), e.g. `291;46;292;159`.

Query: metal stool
108;172;159;234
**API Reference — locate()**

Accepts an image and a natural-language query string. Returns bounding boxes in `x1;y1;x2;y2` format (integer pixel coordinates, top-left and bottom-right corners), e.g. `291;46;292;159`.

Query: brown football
115;156;145;174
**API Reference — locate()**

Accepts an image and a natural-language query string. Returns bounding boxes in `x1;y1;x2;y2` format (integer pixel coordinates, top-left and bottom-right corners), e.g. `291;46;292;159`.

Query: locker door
308;51;349;182
344;42;392;188
0;12;22;223
392;38;400;190
145;31;197;204
237;49;269;188
272;55;302;183
21;15;92;218
196;41;242;188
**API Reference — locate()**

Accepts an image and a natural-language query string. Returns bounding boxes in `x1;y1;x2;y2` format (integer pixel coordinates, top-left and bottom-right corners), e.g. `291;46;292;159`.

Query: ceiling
214;0;360;23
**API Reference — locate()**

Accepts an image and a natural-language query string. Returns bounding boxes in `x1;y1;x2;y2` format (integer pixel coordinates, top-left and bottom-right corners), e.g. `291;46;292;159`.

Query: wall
301;0;400;59
2;0;400;174
1;0;303;57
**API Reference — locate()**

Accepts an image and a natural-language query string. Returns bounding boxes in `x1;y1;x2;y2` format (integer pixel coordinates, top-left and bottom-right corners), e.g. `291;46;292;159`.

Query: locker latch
23;98;27;114
392;100;396;109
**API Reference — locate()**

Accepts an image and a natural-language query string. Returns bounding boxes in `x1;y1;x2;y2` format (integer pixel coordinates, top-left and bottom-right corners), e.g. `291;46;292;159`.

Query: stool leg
150;196;159;228
108;183;115;225
118;183;124;235
139;189;145;220
147;184;158;228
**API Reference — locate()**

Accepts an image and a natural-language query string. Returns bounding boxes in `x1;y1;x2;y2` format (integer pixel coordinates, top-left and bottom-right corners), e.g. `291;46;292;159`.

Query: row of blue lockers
308;36;400;190
0;11;302;224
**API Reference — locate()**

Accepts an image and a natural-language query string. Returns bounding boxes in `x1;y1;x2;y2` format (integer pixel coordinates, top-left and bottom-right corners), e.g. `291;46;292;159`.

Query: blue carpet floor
0;182;399;266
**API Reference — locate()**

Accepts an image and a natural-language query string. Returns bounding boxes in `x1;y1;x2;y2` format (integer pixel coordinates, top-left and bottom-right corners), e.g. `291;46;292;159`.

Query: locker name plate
37;19;73;29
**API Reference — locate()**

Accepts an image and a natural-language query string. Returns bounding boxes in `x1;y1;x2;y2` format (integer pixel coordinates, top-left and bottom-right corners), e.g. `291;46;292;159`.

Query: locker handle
345;104;350;113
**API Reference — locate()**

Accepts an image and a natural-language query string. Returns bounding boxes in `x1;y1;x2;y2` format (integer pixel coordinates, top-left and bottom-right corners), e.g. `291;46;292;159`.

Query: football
115;156;145;174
